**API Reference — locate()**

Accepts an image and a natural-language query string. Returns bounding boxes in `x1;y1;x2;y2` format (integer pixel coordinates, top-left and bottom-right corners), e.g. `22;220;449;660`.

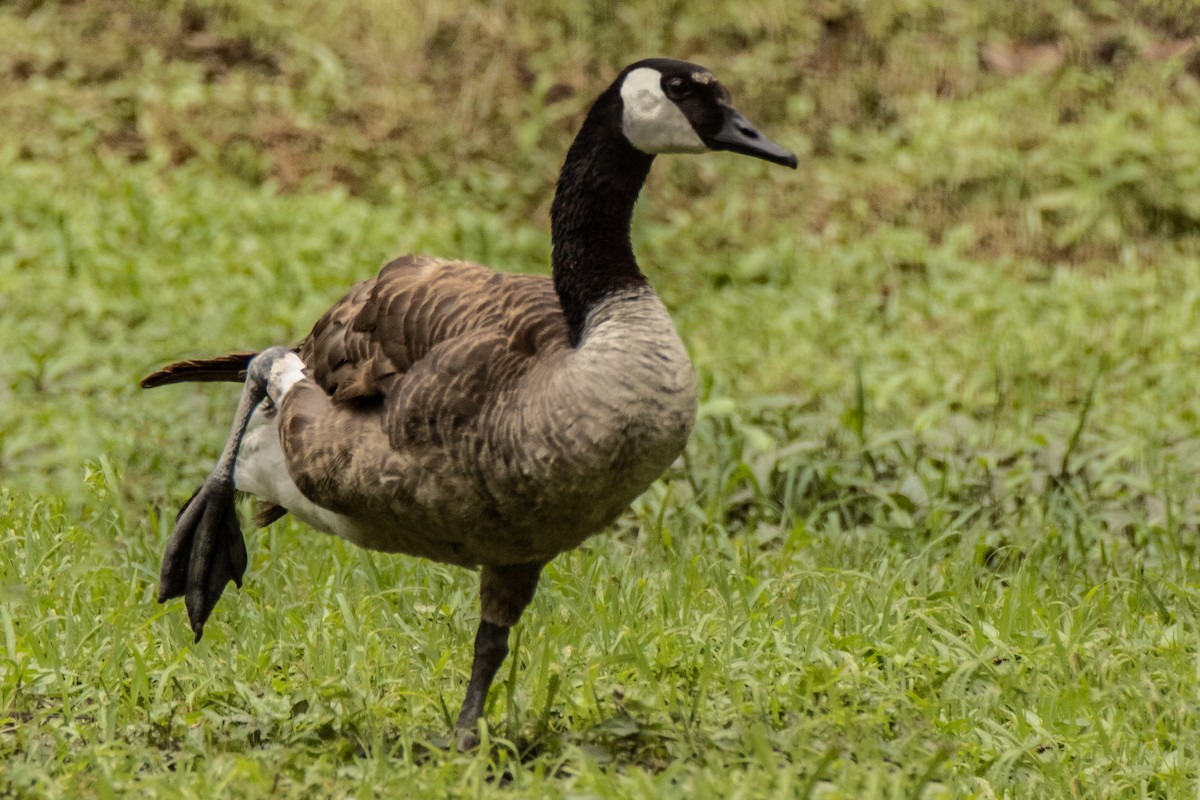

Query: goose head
616;58;798;169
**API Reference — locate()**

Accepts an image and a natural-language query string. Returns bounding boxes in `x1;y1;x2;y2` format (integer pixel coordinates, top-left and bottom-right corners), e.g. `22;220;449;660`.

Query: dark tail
141;352;258;389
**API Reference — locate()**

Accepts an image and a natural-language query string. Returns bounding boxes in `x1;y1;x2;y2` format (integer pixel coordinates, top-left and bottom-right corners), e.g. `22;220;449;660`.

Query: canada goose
144;58;796;747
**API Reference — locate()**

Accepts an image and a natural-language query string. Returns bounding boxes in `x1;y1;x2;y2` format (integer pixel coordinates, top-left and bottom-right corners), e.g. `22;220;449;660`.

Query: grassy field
4;0;1200;796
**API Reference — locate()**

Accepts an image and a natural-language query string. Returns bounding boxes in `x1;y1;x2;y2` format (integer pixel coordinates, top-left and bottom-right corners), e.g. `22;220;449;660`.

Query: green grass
4;0;1200;797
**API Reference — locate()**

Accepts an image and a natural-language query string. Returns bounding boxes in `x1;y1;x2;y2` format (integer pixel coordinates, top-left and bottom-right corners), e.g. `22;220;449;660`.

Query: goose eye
665;77;690;100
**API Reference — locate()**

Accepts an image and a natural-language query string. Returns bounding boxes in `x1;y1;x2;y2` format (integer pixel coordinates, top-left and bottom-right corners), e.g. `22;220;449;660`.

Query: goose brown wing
299;254;569;404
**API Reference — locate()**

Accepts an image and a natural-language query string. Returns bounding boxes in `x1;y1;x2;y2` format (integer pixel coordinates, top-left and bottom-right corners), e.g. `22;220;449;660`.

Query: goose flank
143;58;796;748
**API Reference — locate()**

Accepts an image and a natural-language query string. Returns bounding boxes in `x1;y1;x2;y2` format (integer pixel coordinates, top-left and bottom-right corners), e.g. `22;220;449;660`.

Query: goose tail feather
140;352;260;389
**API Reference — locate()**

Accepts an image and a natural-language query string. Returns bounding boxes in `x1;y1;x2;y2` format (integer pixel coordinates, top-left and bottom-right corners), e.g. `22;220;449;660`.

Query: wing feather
299;254;569;404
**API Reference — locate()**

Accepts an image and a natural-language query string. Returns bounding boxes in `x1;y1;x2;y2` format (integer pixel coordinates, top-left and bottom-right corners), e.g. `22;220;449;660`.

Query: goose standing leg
454;561;543;749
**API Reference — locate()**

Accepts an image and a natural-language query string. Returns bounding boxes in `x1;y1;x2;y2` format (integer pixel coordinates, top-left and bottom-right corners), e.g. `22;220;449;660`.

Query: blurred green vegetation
3;1;1200;797
6;0;1200;259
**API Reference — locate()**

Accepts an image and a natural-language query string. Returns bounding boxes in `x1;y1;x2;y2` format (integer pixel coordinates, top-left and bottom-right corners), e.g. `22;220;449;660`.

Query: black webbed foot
454;725;483;752
158;477;247;642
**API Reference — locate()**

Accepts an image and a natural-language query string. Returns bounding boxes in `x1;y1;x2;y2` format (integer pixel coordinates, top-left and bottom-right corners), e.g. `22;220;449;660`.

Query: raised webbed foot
158;477;246;642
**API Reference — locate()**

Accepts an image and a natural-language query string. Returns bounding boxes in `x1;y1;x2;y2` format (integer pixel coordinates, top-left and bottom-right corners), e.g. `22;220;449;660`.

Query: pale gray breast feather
573;289;697;402
492;289;697;486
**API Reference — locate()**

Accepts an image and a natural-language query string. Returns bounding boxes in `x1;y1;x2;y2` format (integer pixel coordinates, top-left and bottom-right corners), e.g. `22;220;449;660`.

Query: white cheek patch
620;68;707;155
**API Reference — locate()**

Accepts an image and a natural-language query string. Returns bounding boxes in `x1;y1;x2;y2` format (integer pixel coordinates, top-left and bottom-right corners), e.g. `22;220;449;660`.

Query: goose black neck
551;89;655;347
